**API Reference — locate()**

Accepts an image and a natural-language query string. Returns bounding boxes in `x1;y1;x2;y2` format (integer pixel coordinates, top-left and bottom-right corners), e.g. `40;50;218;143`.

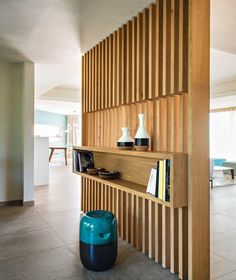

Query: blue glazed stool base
80;241;117;271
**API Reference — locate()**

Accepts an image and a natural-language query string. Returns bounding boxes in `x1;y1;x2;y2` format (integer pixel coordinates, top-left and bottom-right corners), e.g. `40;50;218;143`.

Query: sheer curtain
210;110;236;160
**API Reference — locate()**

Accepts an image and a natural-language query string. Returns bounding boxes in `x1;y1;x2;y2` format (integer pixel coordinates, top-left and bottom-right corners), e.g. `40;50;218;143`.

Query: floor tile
210;252;236;279
35;199;80;214
0;215;47;237
52;225;80;245
0;206;38;220
0;228;64;261
42;209;82;228
88;254;178;280
0;247;93;280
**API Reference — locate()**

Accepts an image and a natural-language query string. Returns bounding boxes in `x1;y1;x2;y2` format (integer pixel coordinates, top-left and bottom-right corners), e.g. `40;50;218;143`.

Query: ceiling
0;0;236;112
0;0;155;114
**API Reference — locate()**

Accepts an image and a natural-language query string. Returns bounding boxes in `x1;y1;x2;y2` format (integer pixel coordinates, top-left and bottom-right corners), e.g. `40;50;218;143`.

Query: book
155;161;160;197
158;160;164;199
165;159;171;202
73;150;79;171
78;151;94;172
163;160;166;201
146;168;157;196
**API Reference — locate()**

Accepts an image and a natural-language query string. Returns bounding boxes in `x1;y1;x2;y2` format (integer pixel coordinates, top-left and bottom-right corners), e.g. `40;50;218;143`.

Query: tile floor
0;165;178;280
1;164;236;279
211;176;236;280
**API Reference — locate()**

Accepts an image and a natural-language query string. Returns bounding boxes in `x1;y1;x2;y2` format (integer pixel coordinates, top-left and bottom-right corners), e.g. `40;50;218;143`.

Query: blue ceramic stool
80;210;117;271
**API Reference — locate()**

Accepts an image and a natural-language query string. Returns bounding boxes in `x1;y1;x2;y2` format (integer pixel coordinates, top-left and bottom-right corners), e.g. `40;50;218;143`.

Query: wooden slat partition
82;0;188;113
78;0;193;279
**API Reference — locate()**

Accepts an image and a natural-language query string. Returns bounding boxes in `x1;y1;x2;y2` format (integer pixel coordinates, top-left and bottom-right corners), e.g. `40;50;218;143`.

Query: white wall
0;61;34;204
0;62;23;202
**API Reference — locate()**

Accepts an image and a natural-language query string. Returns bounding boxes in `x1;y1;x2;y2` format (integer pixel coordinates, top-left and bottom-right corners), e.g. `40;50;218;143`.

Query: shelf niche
73;146;188;208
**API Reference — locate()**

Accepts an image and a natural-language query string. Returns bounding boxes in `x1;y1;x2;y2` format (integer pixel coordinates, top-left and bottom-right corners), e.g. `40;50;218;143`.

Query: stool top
80;210;117;245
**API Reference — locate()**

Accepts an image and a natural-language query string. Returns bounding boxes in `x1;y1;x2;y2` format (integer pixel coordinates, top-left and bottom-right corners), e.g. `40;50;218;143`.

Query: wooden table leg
231;169;234;180
64;148;68;166
49;148;54;162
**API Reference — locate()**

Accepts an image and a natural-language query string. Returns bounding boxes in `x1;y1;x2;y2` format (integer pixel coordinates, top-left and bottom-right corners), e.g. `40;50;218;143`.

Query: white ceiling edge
211;48;236;85
210;95;236;109
40;87;81;103
35;99;81;116
35;62;81;97
211;80;236;98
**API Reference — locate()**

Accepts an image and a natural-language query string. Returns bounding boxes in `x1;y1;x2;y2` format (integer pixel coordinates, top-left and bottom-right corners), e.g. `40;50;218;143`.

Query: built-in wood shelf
73;171;171;207
73;146;188;208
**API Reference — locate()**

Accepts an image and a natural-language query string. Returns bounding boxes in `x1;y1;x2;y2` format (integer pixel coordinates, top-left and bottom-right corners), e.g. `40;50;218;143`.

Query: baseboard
0;200;23;207
23;200;35;206
0;200;35;207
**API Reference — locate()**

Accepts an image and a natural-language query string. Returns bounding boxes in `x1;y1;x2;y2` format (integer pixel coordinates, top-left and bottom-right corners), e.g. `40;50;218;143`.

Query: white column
22;62;35;204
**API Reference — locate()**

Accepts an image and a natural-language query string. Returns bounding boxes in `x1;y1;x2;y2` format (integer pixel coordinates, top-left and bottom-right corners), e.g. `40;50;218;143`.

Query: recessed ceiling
211;0;236;55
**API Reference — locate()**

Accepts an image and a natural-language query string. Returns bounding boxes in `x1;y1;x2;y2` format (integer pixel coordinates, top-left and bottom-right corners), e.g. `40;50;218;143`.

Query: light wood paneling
77;0;202;279
82;1;188;113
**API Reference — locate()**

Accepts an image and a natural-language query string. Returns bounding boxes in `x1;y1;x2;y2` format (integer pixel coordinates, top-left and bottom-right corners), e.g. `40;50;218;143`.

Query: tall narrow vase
134;113;150;151
117;127;134;150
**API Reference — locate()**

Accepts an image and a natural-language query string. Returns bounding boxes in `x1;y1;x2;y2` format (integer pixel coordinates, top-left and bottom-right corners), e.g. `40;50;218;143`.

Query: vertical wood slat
88;50;92;111
148;4;156;99
91;48;95;111
142;198;148;254
117;29;122;106
131;17;137;103
101;40;105;110
108;34;113;108
155;203;162;263
121;25;127;105
142;9;149;100
82;56;85;113
120;190;126;239
131;194;136;247
105;38;109;109
162;205;170;268
148;200;155;259
135;196;142;250
94;45;98;111
116;189;121;237
126;21;132;105
125;192;131;242
170;208;179;274
97;44;101;110
112;32;117;107
137;13;143;102
155;1;160;98
178;207;188;279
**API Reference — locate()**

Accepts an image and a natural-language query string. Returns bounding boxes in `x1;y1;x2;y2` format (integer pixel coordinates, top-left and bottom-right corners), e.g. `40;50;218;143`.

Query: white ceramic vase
117;127;134;150
134;113;150;151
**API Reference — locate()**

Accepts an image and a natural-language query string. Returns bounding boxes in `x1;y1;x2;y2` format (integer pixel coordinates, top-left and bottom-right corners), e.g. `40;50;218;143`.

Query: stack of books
146;159;171;202
73;150;94;172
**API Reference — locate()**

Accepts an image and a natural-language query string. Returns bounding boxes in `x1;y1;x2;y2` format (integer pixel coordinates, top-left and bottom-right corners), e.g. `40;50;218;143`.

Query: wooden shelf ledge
73;146;187;160
74;171;171;207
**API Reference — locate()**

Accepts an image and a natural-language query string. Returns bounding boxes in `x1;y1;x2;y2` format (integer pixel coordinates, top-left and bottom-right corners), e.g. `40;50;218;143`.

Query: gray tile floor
1;165;236;279
0;165;178;280
211;177;236;280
